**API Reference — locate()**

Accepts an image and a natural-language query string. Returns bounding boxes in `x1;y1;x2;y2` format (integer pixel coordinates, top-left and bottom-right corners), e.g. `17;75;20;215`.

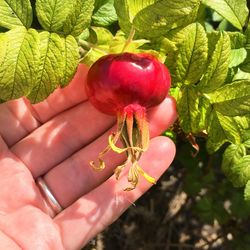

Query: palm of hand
0;65;176;250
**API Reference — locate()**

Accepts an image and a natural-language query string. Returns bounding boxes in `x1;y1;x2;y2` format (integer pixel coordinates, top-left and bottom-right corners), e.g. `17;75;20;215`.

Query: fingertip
140;136;176;178
148;96;178;137
71;64;89;86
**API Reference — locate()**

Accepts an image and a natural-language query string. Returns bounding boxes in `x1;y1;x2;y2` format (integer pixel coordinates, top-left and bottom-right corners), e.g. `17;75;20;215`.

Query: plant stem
122;26;136;52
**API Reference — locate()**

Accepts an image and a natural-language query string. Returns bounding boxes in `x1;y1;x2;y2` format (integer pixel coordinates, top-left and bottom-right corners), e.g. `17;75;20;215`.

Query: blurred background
85;137;250;250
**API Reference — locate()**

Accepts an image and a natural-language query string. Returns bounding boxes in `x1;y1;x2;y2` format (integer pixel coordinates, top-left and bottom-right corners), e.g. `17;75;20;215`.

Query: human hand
0;64;177;250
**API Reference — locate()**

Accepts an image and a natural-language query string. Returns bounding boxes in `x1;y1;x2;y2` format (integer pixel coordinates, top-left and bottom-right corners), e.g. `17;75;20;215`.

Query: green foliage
0;27;39;100
207;80;250;116
240;26;250;72
172;23;208;85
63;0;94;36
177;86;211;133
36;0;75;32
0;0;33;29
36;0;94;35
92;0;117;26
114;0;156;34
28;32;79;103
206;111;232;152
222;131;250;188
0;0;97;102
202;0;249;30
198;32;231;92
80;28;153;66
115;0;201;37
80;27;112;65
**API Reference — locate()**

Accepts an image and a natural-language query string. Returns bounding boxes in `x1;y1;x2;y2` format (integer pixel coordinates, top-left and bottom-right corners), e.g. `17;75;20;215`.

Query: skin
0;64;177;250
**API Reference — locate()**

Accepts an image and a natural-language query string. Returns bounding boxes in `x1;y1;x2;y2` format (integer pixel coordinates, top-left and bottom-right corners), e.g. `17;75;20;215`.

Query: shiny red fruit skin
86;52;171;116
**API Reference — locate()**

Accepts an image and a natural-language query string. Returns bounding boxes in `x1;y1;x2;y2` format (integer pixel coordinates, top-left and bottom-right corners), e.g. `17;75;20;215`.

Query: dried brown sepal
89;106;156;190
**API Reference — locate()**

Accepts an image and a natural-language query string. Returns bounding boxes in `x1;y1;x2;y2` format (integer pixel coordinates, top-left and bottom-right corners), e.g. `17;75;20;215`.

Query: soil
84;157;250;250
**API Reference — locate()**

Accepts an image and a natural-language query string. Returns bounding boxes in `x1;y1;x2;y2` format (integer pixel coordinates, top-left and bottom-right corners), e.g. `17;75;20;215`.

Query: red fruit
86;52;171;190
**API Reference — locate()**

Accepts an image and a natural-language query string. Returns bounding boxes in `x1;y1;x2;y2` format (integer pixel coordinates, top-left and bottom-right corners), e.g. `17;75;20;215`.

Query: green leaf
153;36;177;56
109;30;149;54
243;130;250;148
207;110;241;152
169;86;180;100
159;38;178;83
173;23;208;85
240;27;250;72
206;80;250;116
230;190;250;219
164;130;176;142
78;29;90;41
202;0;249;30
225;155;250;187
228;32;247;68
229;48;247;68
90;26;114;45
0;33;8;66
222;143;246;178
177;86;211;133
60;35;79;86
232;116;250;133
80;28;151;66
233;69;250;81
36;0;74;33
0;27;39;100
0;0;33;29
245;25;250;49
80;48;106;66
114;0;156;34
212;11;223;22
244;180;250;200
80;27;112;66
225;67;237;83
63;0;94;36
198;32;231;92
216;112;244;144
228;32;246;49
206;113;228;153
28;32;79;103
115;0;201;37
240;51;250;73
133;0;201;37
208;114;250;154
92;0;117;26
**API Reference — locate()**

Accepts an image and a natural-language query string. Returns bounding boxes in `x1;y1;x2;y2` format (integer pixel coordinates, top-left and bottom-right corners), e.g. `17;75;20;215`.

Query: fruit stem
122;26;136;52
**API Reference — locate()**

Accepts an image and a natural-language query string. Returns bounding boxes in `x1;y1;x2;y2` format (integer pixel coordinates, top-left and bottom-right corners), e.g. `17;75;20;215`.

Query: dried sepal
89;106;156;190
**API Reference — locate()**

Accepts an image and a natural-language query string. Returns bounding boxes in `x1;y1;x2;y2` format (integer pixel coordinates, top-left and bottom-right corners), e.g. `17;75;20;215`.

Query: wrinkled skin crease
0;64;176;250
